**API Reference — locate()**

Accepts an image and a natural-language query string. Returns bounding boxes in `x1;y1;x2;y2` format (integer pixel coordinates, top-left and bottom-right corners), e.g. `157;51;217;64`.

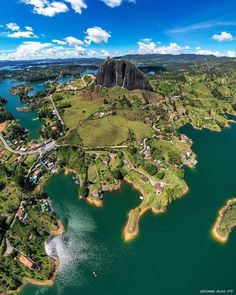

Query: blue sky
1;0;236;60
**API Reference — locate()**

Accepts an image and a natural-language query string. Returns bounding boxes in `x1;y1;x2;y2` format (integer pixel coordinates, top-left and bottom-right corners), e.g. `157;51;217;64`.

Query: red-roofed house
19;255;35;270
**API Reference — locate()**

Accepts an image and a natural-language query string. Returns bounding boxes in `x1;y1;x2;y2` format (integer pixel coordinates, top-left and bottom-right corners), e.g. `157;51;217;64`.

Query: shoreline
84;181;122;208
4;219;65;295
211;198;236;244
123;206;151;242
123;179;189;242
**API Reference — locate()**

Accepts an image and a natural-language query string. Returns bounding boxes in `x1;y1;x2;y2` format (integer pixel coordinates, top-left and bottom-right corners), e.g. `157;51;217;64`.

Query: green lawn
78;116;152;147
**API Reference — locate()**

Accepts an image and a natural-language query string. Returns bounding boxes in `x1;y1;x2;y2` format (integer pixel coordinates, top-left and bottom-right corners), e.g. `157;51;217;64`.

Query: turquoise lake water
0;79;45;139
20;123;236;295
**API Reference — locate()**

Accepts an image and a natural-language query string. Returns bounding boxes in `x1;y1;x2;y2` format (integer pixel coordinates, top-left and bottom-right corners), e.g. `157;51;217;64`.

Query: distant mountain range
1;54;236;70
115;53;236;64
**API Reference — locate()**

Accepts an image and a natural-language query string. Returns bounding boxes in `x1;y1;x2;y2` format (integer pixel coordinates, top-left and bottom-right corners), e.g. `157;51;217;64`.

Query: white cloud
7;31;37;38
64;0;87;13
6;23;20;31
101;0;122;7
101;0;135;8
74;45;86;55
25;26;33;31
1;41;52;60
65;36;84;46
52;39;66;45
138;39;185;55
21;0;69;17
212;31;233;42
85;27;111;45
0;41;116;60
196;48;236;57
21;0;88;16
5;23;38;39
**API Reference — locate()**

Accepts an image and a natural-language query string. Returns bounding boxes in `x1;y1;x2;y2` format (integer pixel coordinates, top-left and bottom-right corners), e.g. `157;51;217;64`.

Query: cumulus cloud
5;23;38;38
64;36;84;46
101;0;122;7
25;26;33;31
8;31;37;38
52;39;66;45
212;31;233;42
101;0;135;8
64;0;87;13
6;23;20;31
138;39;185;55
85;27;111;45
0;41;116;60
20;0;87;16
21;0;69;17
196;48;236;57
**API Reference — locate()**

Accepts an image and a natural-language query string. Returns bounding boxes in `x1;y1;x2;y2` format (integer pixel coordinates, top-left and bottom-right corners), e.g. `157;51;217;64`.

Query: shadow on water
21;123;236;295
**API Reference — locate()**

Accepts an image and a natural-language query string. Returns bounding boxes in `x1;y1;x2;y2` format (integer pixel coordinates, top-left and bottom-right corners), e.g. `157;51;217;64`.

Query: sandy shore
123;206;150;242
123;178;189;242
86;197;103;208
212;198;236;244
84;182;121;208
50;220;64;236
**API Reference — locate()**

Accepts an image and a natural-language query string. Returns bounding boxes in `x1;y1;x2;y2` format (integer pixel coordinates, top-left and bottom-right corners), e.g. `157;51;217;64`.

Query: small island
212;198;236;243
1;56;236;294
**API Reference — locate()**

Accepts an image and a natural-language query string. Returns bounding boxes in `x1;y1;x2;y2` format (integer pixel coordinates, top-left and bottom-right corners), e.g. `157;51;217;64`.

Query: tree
176;168;185;179
143;163;157;176
112;169;124;180
168;151;182;165
157;170;165;179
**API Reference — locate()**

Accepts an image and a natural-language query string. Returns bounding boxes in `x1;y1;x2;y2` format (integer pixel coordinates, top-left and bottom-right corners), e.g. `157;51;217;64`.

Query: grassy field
78;116;152;147
61;92;104;129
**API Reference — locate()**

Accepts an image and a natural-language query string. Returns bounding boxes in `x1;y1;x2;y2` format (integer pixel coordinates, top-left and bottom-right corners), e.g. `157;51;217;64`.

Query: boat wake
44;206;98;293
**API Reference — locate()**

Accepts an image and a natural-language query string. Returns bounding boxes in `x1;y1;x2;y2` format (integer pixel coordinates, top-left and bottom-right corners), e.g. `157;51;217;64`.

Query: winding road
0;133;38;156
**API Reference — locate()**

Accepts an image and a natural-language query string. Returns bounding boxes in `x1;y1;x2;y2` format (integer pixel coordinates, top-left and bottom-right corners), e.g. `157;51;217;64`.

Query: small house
140;176;149;184
19;255;35;270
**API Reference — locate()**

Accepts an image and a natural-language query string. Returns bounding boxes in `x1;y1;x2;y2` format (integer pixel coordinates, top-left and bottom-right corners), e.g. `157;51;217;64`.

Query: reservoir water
0;79;45;139
20;123;236;295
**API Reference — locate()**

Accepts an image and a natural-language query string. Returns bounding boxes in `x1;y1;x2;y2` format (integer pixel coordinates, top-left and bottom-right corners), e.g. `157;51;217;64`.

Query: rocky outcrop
97;59;153;91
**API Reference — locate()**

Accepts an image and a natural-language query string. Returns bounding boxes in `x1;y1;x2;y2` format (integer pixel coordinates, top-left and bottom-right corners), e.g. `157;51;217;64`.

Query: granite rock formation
97;59;153;91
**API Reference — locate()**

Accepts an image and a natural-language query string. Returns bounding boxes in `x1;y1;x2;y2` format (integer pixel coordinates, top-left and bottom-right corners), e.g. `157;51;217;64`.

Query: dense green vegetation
215;200;236;239
2;55;236;293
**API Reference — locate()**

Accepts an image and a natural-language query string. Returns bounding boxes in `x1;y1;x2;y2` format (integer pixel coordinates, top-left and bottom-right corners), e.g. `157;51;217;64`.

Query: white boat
139;196;144;200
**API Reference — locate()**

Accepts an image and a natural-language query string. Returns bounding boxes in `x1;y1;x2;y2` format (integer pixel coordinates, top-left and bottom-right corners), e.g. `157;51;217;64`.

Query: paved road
0;133;57;157
0;133;39;155
49;95;65;126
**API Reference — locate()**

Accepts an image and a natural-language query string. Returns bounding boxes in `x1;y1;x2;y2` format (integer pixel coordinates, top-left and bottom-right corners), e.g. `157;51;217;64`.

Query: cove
0;79;45;139
21;123;236;295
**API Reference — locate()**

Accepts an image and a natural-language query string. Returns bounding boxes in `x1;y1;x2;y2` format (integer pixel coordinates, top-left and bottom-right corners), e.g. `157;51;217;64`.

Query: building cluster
29;155;57;185
99;110;117;118
140;174;172;197
16;205;28;223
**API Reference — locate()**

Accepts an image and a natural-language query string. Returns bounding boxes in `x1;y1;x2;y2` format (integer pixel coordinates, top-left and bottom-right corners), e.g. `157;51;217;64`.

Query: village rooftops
17;207;26;221
19;255;35;270
110;153;117;160
91;189;102;198
140;175;149;184
153;182;165;196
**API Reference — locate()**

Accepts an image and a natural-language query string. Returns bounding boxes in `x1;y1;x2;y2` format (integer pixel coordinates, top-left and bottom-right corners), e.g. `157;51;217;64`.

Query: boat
139;196;144;200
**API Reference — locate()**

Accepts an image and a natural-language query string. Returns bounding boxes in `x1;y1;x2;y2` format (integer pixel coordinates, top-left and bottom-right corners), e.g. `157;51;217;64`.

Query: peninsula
212;198;236;243
1;56;236;294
